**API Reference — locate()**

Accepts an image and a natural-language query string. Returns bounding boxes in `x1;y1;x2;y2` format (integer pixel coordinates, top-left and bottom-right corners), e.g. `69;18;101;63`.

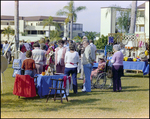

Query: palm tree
14;0;19;59
43;16;60;40
129;1;137;33
2;25;15;41
56;1;86;40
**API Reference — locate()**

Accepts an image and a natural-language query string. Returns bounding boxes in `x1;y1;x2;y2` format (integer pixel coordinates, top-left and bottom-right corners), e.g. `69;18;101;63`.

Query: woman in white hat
90;54;106;81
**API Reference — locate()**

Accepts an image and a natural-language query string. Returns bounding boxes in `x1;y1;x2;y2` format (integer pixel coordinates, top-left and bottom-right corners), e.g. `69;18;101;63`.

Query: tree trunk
129;1;137;33
49;24;50;40
8;34;9;41
14;1;19;59
70;16;73;40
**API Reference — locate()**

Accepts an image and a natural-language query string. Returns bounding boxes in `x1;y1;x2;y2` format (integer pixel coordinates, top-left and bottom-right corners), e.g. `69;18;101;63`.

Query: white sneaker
62;94;66;98
81;83;86;92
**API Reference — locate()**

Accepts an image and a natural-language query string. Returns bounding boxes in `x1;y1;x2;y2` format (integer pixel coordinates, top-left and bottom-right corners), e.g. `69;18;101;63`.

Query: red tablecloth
13;74;36;97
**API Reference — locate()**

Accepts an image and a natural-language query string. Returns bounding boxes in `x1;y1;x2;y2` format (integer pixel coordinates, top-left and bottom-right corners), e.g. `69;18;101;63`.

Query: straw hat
139;53;148;61
83;36;87;39
98;54;104;59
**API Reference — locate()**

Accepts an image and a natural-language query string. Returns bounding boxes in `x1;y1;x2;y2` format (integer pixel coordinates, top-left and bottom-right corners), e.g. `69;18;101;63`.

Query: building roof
1;15;66;22
137;2;145;9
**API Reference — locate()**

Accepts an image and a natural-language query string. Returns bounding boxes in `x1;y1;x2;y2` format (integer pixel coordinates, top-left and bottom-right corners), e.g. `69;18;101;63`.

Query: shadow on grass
121;89;149;92
123;74;149;78
40;98;115;112
99;85;149;92
1;92;14;96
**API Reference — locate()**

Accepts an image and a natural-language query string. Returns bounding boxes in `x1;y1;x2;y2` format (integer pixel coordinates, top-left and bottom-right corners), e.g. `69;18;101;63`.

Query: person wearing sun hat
90;54;106;82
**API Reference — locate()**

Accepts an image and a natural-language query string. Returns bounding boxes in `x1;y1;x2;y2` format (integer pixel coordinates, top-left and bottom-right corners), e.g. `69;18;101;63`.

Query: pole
14;1;19;59
1;73;3;93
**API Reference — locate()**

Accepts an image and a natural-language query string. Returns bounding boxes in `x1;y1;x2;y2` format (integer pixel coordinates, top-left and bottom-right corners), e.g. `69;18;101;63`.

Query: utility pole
129;1;137;33
14;1;19;59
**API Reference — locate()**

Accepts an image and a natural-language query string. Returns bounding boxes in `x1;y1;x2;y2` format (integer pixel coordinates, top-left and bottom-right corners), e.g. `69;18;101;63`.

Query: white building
100;1;149;38
1;15;83;42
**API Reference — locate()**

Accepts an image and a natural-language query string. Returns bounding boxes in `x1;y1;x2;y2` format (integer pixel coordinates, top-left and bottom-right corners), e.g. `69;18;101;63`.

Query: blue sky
1;1;145;33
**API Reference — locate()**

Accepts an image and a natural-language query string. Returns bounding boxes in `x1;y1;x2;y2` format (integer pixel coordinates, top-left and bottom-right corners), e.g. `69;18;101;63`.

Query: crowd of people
1;36;125;94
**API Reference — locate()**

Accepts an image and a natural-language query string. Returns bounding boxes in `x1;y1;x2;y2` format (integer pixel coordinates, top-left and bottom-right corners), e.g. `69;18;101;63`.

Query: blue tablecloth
34;74;66;98
123;61;149;75
93;62;149;75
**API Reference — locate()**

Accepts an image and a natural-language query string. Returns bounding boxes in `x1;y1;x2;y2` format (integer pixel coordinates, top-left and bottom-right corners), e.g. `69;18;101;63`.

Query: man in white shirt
82;38;95;92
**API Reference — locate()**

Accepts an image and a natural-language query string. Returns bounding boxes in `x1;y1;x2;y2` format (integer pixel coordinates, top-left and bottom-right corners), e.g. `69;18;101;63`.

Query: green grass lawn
1;64;149;118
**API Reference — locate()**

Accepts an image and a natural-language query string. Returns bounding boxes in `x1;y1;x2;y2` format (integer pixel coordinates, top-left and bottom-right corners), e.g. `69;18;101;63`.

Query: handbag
107;67;113;78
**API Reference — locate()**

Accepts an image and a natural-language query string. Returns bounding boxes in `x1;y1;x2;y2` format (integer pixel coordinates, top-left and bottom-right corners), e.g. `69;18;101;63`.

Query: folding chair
46;78;68;103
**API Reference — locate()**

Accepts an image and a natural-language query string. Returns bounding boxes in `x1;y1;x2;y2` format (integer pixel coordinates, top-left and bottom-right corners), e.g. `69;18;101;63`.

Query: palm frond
65;18;70;25
73;13;77;22
56;10;68;16
75;6;86;12
63;6;70;11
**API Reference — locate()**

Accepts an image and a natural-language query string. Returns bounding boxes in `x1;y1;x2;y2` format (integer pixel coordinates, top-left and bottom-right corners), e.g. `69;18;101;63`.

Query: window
27;30;30;34
38;31;45;34
31;23;33;26
78;33;82;37
31;30;37;34
76;24;79;30
79;24;83;31
140;26;144;32
139;11;145;17
73;24;76;30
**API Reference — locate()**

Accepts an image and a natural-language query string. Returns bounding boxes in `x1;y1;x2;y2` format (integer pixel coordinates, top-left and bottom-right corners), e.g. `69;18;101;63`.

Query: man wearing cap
82;37;95;92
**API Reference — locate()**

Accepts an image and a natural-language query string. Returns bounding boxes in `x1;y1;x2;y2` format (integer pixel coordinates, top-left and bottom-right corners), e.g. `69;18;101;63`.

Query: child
21;50;36;77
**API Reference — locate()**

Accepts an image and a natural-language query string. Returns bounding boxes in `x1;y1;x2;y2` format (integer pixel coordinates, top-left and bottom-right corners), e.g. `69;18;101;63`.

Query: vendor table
123;61;149;75
93;61;149;75
34;74;71;98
